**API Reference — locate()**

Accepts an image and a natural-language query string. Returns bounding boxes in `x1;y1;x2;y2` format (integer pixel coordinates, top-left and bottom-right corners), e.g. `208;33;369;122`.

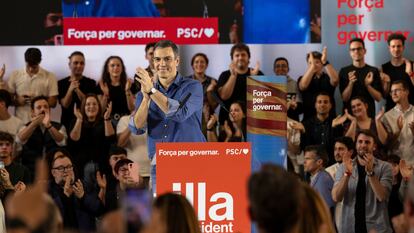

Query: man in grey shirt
332;129;393;233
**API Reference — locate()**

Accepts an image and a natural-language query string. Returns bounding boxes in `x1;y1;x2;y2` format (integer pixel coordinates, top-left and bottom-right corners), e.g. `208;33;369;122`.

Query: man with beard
381;33;414;111
326;136;354;232
332;130;393;233
217;43;263;125
48;149;103;232
17;96;67;179
301;92;343;165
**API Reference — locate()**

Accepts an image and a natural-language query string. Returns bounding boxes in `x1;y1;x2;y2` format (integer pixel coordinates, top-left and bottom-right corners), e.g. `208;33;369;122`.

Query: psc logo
177;28;215;38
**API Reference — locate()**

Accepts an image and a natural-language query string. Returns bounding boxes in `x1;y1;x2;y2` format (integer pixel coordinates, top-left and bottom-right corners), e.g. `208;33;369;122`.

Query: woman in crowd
344;96;387;158
97;56;138;123
206;101;246;142
143;192;201;233
69;94;116;184
188;53;218;136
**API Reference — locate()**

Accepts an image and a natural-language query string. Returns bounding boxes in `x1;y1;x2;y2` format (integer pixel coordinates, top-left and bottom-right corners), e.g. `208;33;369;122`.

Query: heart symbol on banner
204;28;214;38
242;149;249;155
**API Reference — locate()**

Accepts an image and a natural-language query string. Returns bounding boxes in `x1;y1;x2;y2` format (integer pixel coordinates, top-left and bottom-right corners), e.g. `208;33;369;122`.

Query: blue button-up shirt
129;74;206;160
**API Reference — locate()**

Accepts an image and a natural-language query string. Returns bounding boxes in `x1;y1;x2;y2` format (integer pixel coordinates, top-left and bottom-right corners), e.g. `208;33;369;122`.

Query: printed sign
247;76;287;169
157;142;251;233
63;17;218;45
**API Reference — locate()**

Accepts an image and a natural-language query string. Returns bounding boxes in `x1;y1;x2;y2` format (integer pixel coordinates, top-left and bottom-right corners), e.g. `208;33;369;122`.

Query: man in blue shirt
129;40;206;194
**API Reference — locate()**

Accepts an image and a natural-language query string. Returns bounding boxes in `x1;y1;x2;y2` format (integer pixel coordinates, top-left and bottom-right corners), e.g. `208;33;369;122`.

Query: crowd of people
0;34;412;232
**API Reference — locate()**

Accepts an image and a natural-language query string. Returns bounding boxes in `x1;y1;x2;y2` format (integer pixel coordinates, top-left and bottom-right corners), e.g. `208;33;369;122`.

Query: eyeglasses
152;56;174;63
349;47;364;52
52;165;73;172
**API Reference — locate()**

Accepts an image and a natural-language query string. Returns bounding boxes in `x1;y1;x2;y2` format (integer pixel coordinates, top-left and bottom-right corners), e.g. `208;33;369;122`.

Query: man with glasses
381;80;414;165
381;33;414;111
339;38;383;118
130;40;205;194
273;57;303;121
48;149;103;232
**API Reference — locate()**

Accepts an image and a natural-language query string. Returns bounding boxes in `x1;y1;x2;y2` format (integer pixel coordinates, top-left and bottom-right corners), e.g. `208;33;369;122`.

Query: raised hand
135;67;153;94
99;80;110;97
42;111;51;128
72;179;85;199
348;71;357;84
399;159;413;180
96;171;107;190
63;175;74;197
364;72;374;86
0;64;5;80
229;62;237;76
125;78;132;92
206;114;217;130
375;107;385;122
397;115;404;130
73;103;83;120
250;61;260;75
104;102;113;120
321;46;328;65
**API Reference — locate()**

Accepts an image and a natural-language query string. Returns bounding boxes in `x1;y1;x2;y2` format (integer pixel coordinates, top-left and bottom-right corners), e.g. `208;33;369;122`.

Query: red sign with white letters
157;142;251;233
63;17;218;45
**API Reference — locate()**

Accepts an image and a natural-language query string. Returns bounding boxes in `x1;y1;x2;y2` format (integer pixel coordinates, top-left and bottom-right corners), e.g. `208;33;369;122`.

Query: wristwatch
148;87;157;96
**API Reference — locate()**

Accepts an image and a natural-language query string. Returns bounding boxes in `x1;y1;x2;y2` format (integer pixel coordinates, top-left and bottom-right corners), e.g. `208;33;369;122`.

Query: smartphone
134;74;141;90
0;161;4;169
122;187;152;233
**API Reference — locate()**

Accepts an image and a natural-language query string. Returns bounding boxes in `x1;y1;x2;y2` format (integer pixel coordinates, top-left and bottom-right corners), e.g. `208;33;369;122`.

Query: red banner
157;142;251;233
62;17;218;45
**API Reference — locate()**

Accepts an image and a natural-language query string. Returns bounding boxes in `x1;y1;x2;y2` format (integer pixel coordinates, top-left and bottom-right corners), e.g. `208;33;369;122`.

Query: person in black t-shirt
298;47;338;120
217;43;263;125
58;51;97;131
381;33;414;111
339;38;383;118
97;56;138;123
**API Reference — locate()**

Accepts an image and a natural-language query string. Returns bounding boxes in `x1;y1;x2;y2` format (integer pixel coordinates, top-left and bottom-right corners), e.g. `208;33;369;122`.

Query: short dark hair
334;136;354;151
0;131;14;143
387;33;406;46
24;48;42;66
191;53;209;66
68;51;85;60
154;40;179;58
315;91;332;105
114;158;133;174
230;43;251;59
349;38;365;48
109;145;127;158
392;79;410;92
350;95;369;105
248;164;303;233
0;90;12;108
145;42;156;53
306;51;322;61
273;57;289;70
30;95;49;110
304;145;329;167
356;129;377;143
386;154;401;164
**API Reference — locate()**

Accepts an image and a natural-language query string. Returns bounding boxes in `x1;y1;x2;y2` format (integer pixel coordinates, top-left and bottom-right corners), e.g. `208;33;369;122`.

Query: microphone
211;91;229;113
178;93;191;110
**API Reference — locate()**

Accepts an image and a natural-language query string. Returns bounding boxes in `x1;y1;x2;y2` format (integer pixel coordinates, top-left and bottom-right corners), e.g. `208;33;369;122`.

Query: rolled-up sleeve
165;81;203;122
